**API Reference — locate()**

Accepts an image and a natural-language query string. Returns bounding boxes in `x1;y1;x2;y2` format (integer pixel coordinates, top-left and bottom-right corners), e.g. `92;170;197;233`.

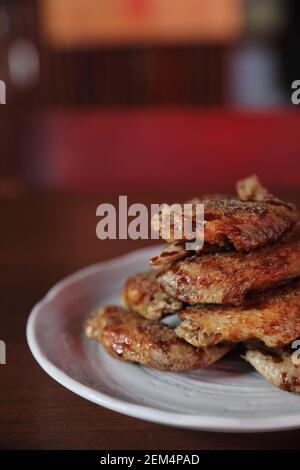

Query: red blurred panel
23;108;300;192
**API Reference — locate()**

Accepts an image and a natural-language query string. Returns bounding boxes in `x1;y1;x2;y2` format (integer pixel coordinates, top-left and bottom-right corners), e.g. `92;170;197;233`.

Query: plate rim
26;245;300;433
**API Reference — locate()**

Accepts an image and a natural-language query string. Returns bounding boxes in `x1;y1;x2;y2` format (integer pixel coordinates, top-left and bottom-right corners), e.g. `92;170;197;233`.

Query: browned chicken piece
121;270;182;321
237;174;272;202
158;222;300;306
237;174;294;209
150;240;231;269
85;306;232;371
243;344;300;394
150;242;191;268
152;177;297;253
176;279;300;348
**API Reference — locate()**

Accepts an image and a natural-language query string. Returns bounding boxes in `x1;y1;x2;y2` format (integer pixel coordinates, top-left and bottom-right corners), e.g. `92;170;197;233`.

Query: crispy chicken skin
237;174;272;202
244;345;300;394
152;176;297;253
176;279;300;348
158;222;300;306
150;242;192;268
150;240;232;269
121;270;182;321
85;306;232;371
237;174;294;208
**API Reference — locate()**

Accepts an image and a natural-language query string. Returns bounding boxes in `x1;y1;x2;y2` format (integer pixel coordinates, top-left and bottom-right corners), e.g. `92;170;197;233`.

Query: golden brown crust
85;306;232;371
202;198;296;252
121;271;182;321
152;177;297;253
150;241;232;269
244;345;300;394
176;279;300;348
237;174;272;202
237;174;294;209
158;223;300;306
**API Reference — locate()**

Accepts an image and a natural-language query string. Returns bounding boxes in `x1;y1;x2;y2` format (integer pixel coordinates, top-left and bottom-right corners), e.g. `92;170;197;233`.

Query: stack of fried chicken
85;176;300;394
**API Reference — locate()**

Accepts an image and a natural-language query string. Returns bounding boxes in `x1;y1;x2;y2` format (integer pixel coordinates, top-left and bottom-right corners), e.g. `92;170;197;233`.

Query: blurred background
0;0;300;195
2;1;300;451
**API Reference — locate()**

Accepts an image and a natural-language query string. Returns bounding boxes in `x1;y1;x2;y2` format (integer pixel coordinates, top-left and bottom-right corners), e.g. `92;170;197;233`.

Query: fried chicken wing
237;174;272;202
121;270;182;321
85;306;232;371
244;344;300;394
176;279;300;348
152;177;297;253
158;223;300;305
237;174;294;209
150;240;230;269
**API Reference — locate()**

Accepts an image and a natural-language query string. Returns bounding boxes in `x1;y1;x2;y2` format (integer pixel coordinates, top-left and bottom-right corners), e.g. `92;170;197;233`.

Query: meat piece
121;270;182;321
237;174;272;202
85;306;232;371
243;344;300;394
158;222;300;305
150;241;231;269
176;279;300;348
150;242;191;269
151;194;227;246
152;177;297;252
202;198;297;252
237;174;294;209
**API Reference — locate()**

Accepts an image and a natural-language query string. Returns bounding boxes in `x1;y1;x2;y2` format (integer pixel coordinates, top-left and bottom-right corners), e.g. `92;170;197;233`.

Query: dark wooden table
1;191;300;450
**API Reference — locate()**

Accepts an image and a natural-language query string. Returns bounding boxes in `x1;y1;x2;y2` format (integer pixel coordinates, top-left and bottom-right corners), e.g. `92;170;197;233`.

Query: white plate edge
26;245;300;433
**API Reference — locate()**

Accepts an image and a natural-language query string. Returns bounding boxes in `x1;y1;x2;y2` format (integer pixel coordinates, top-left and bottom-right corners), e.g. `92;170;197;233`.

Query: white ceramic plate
27;246;300;433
